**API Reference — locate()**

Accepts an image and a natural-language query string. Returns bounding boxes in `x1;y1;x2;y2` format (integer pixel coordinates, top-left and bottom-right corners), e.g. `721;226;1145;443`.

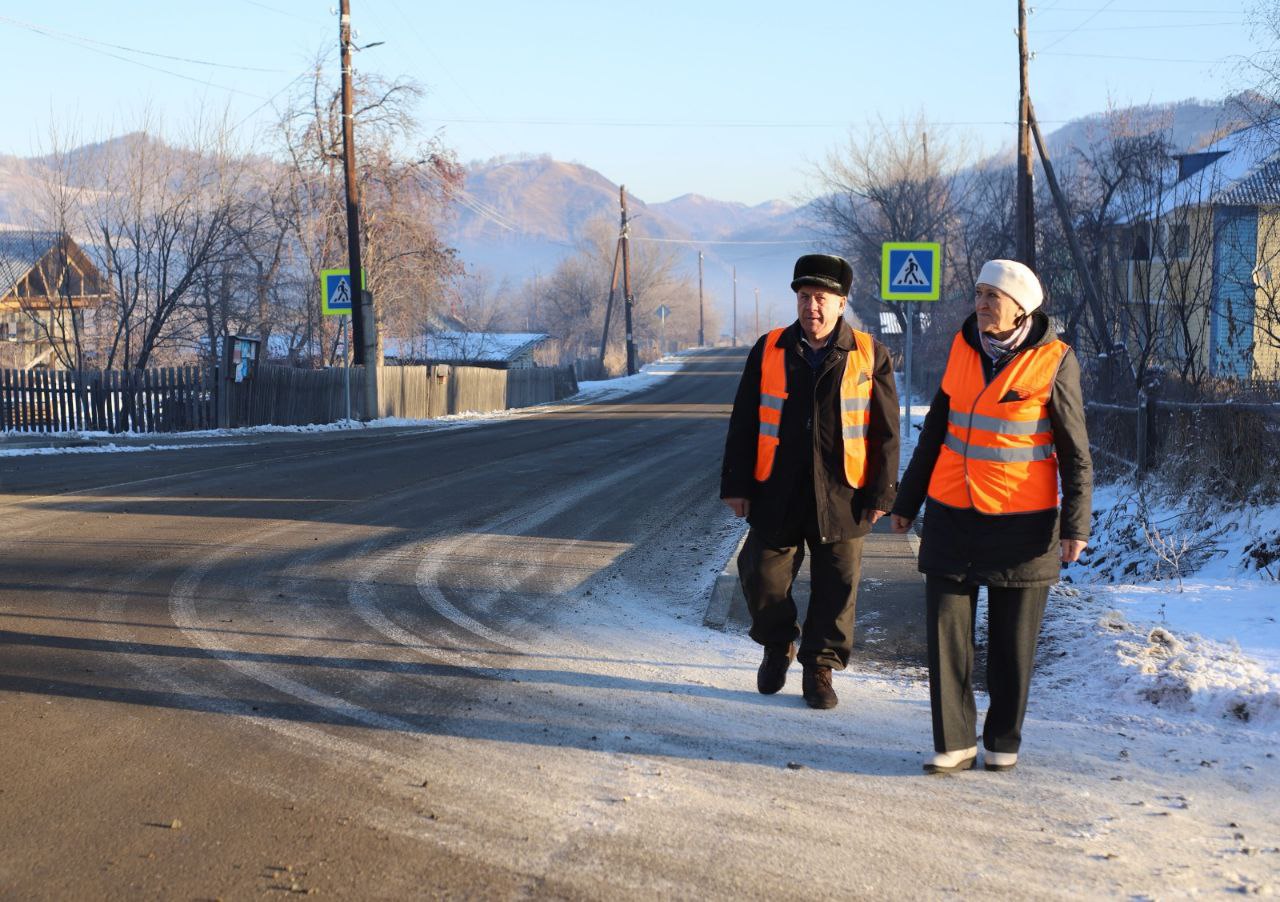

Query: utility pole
1016;0;1036;269
1027;99;1113;360
620;186;636;375
697;251;705;347
597;239;622;369
732;266;738;346
754;287;760;335
340;0;365;365
339;0;379;418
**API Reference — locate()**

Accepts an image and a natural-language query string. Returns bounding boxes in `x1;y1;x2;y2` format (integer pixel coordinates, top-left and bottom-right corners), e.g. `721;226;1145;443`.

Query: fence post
1136;389;1149;480
1144;376;1161;474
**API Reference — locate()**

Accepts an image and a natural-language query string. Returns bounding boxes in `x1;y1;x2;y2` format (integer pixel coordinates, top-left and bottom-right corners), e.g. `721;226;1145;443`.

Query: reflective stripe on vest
926;331;1068;514
753;329;788;482
754;327;875;488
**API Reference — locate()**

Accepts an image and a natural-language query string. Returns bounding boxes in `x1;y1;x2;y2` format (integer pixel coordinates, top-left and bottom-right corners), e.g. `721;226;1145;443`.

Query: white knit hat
976;259;1043;314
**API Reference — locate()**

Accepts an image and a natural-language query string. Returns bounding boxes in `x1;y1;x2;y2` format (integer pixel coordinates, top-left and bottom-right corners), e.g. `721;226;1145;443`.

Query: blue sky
1;1;1267;205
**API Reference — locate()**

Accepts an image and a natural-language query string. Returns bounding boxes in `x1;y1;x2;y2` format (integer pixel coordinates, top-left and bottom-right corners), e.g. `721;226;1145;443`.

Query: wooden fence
1;363;578;434
0;366;214;434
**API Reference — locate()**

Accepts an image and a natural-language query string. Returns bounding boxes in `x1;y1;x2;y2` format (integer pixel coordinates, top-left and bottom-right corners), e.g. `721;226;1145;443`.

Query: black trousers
737;526;864;671
926;576;1049;754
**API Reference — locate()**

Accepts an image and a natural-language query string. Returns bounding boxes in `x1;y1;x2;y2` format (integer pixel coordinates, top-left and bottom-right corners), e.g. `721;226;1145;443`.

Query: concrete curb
703;529;749;631
702;522;924;633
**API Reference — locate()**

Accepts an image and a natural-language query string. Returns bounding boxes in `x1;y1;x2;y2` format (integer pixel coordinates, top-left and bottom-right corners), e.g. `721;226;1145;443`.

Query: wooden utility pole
1016;0;1036;269
620;187;636;376
340;0;366;365
597;239;622;369
697;251;705;347
1027;101;1116;356
339;0;379;417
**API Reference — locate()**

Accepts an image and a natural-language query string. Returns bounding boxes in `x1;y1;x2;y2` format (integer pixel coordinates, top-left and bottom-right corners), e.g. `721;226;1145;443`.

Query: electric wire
0;14;287;73
1037;0;1118;52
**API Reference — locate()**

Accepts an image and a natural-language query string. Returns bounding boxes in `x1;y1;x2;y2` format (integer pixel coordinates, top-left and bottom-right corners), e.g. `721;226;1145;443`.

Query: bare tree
529;217;709;372
810;113;970;337
81;117;247;372
271;55;462;367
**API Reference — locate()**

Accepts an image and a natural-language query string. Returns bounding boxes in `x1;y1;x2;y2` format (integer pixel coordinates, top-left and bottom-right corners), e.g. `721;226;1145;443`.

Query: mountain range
448;95;1265;325
0;93;1263;338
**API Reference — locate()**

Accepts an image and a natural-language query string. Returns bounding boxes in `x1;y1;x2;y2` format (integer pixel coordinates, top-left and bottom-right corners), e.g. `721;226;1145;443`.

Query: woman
891;259;1091;774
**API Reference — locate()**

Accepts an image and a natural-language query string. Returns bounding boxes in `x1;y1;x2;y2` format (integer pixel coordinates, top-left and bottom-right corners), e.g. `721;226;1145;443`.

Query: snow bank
1041;479;1280;732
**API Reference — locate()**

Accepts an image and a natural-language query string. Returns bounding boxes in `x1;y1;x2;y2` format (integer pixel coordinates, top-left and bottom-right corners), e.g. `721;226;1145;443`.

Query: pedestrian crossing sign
321;267;367;316
881;242;941;301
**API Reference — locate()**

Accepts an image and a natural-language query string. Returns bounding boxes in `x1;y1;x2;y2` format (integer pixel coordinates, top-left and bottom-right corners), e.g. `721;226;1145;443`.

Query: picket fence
0;364;578;434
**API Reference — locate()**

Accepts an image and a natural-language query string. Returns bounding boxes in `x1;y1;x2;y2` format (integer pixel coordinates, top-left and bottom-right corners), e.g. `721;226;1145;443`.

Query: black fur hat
790;254;853;296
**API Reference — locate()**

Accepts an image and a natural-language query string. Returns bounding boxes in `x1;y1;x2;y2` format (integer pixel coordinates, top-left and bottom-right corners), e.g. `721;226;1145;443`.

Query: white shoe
984;750;1018;771
922;745;977;774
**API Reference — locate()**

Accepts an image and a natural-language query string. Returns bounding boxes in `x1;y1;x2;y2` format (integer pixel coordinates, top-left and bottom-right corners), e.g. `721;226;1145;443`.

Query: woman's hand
1060;539;1087;563
890;514;913;534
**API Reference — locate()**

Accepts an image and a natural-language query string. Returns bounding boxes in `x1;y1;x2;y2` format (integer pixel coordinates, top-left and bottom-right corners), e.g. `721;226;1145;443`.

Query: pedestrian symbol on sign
332;277;351;306
892;253;928;287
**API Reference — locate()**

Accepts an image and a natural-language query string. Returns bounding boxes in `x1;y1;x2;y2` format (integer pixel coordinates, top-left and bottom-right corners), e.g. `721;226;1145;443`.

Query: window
1165;222;1190;260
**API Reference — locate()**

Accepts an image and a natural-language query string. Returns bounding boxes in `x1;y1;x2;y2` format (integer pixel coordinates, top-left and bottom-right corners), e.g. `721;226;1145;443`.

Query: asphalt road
0;350;755;898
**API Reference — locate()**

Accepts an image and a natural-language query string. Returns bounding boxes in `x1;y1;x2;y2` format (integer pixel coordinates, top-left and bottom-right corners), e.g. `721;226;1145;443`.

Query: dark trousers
926;576;1049;754
737;527;864;670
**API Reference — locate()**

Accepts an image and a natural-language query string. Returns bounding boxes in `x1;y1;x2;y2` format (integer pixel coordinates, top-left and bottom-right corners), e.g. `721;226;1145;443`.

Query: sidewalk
704;519;928;672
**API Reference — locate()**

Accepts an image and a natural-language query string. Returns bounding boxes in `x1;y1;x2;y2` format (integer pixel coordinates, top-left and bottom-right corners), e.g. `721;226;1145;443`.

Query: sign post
655;304;671;356
880;242;942;438
321;268;365;420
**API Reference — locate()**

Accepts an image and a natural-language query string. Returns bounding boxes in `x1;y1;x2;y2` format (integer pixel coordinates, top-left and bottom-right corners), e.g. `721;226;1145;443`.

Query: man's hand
1060;539;1087;564
890;514;913;534
723;497;750;518
868;509;887;525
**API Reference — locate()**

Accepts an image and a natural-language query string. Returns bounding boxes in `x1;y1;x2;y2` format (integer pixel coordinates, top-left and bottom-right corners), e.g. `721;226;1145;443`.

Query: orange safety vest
927;331;1068;514
754;326;875;487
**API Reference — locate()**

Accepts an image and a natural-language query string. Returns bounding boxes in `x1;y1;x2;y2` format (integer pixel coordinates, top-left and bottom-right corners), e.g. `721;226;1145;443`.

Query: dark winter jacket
721;320;900;543
892;311;1093;587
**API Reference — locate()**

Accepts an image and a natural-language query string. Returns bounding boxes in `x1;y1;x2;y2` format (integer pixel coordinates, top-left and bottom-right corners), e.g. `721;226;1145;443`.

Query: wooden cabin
0;230;110;370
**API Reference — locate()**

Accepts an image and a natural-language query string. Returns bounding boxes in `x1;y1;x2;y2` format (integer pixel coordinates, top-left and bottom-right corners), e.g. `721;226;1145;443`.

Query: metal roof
0;230;65;297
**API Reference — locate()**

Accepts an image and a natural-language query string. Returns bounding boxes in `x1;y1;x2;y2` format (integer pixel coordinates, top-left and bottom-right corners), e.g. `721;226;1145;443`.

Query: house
0;230;110;370
384;330;552;369
1118;125;1280;381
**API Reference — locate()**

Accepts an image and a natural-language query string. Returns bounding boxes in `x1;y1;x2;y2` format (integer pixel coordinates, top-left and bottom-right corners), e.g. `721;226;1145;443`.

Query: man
721;254;899;709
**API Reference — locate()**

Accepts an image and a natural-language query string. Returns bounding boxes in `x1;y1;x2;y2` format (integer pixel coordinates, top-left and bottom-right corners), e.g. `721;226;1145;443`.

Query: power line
1034;5;1236;11
0;14;287;72
1036;20;1244;31
1038;50;1226;63
1037;0;1117;53
0;17;269;99
361;0;505;160
425;116;1069;129
237;0;319;24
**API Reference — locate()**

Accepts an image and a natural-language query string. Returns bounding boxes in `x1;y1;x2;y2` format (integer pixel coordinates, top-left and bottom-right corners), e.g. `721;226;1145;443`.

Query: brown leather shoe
802;665;838;709
756;642;796;694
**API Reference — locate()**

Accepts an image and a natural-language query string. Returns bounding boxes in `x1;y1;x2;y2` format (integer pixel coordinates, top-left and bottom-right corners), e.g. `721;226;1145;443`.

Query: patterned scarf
978;316;1033;367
